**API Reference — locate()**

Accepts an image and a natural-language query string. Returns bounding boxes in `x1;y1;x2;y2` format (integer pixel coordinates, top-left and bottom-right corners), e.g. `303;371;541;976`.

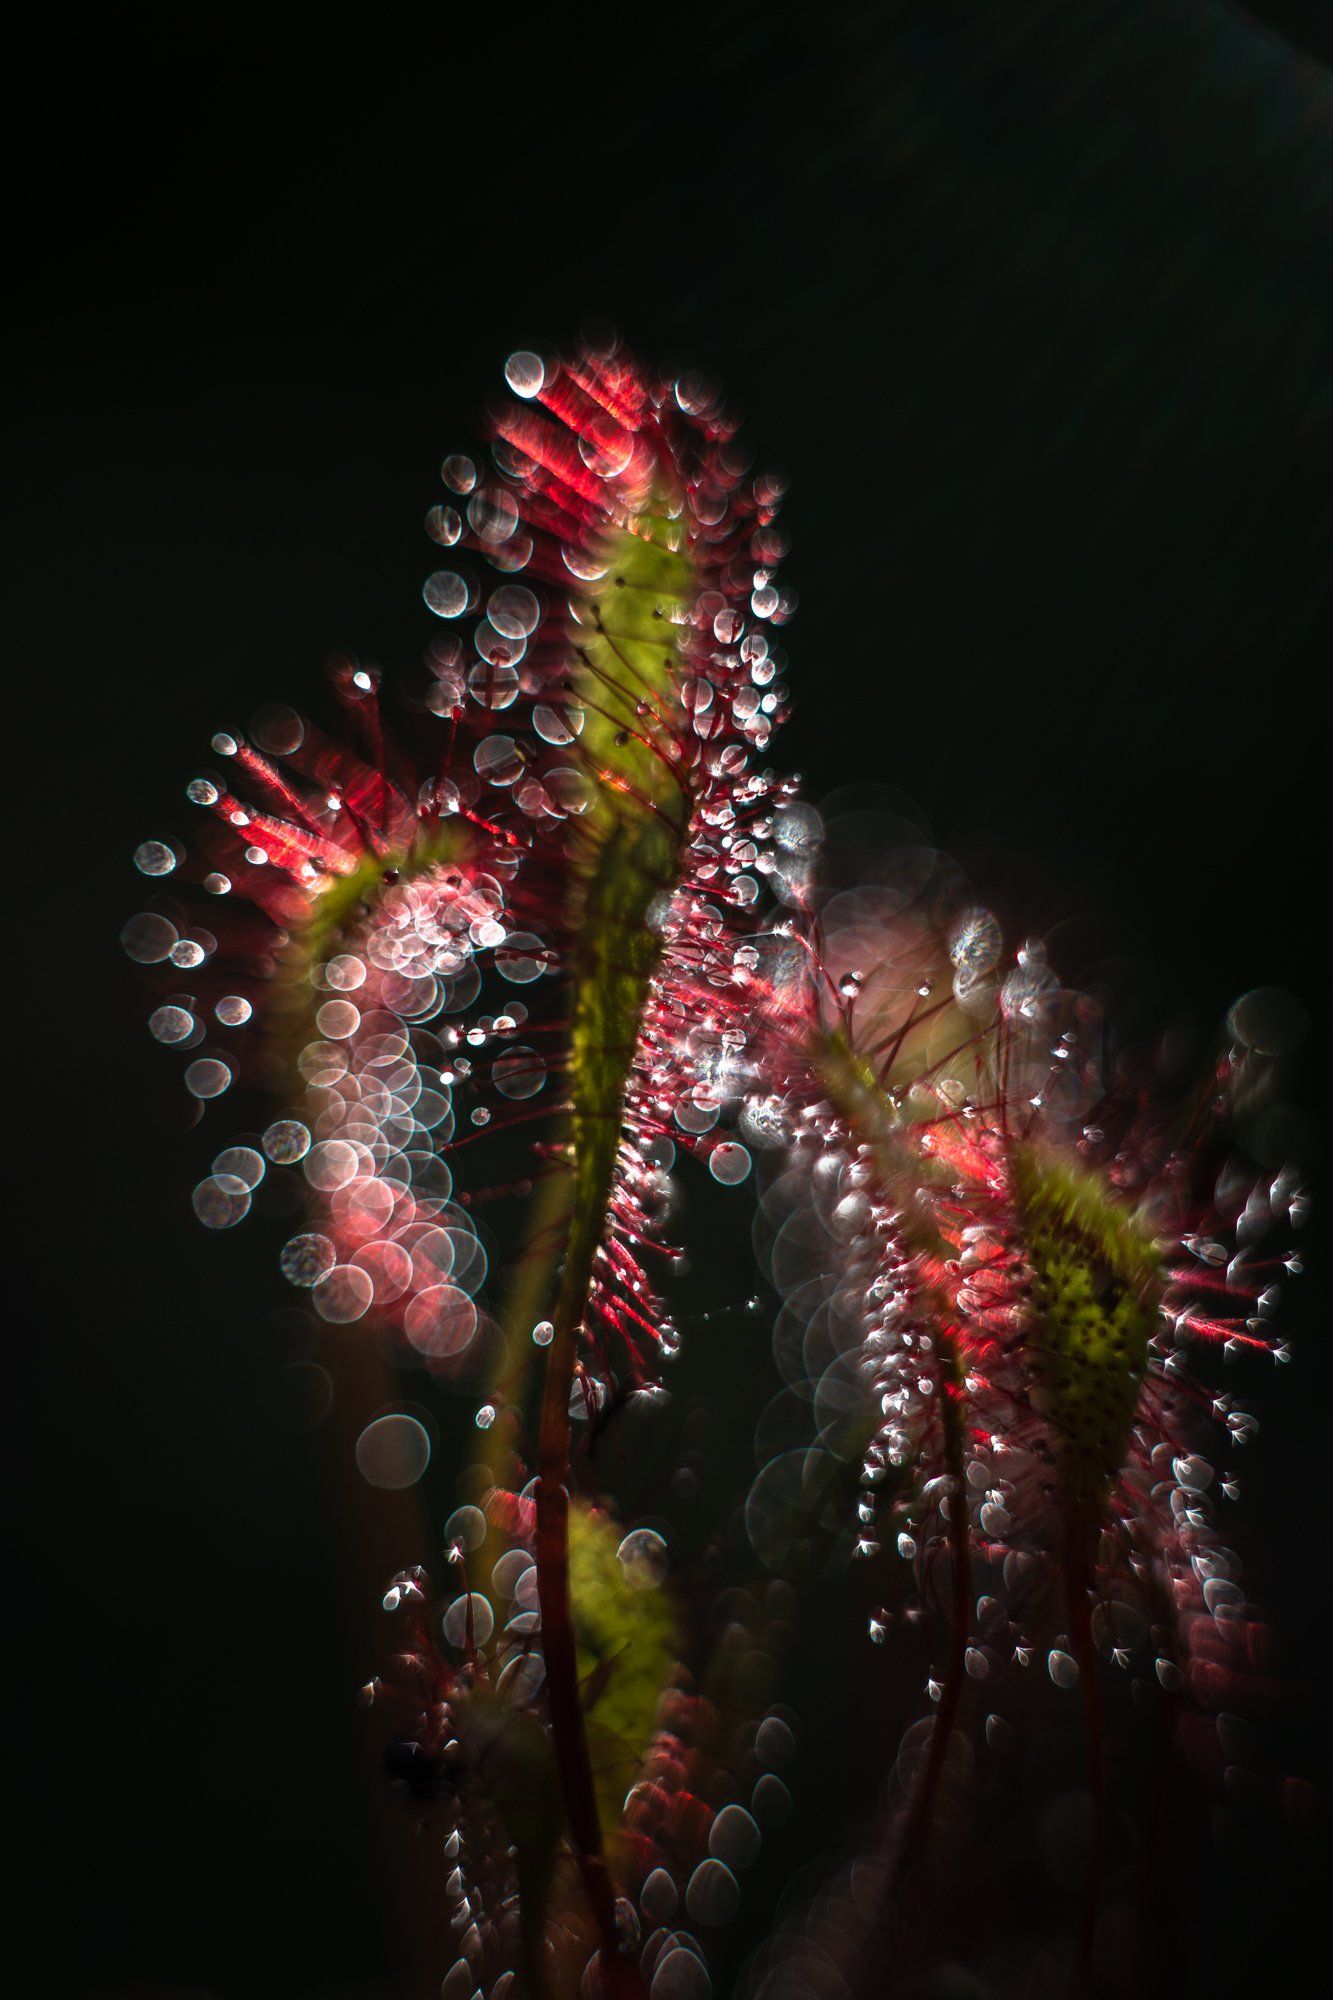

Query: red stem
891;1349;972;1892
533;1195;646;1997
1063;1518;1109;1971
534;1471;642;1997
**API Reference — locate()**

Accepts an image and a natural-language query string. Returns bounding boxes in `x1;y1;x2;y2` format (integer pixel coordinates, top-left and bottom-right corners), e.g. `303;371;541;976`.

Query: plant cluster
126;339;1305;2000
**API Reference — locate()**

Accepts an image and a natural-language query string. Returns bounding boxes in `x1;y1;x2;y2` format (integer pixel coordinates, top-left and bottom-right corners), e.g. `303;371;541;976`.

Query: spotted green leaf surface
1011;1146;1161;1497
548;513;695;1375
575;508;693;842
569;1502;679;1850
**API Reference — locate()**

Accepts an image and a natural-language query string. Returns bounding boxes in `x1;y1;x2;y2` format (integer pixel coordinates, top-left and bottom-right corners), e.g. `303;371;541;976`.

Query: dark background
10;3;1330;1995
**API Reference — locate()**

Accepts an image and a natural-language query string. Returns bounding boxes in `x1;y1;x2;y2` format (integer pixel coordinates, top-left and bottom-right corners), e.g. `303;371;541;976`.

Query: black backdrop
10;4;1330;1996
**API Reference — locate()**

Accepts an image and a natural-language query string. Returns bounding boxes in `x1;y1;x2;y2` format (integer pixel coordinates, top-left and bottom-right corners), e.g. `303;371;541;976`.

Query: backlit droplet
280;1232;336;1287
134;840;177;876
487;584;540;639
213;1146;264;1190
685;1856;740;1926
192;1174;250;1229
185;1057;231;1099
264;1119;311;1164
425;503;462;545
709;1141;752;1185
444;1505;486;1553
640;1867;678;1923
616;1527;669;1590
709;1804;761;1869
424;570;469;619
313;1264;374;1323
504;350;545;399
149;1005;194;1044
355;1413;431;1489
752;1773;792;1824
652;1945;711;2000
440;453;476;494
442;1591;495;1648
122;913;177;963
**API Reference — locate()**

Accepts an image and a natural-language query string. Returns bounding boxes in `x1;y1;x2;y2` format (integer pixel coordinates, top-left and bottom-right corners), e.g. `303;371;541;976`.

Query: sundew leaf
509;354;791;1988
550;511;695;1371
812;1024;1161;1508
270;820;469;1051
568;1501;680;1855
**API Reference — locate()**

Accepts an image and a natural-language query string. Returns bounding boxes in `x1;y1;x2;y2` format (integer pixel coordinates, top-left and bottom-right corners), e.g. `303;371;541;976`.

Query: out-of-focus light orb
640;1867;679;1922
122;912;177;963
1228;985;1309;1056
616;1526;669;1590
708;1140;752;1185
685;1856;740;1926
185;1057;232;1099
424;570;469;619
134;840;177;876
503;350;545;399
355;1412;431;1489
312;1263;374;1323
755;1714;795;1768
213;1145;265;1189
264;1119;311;1164
708;1804;761;1869
280;1231;336;1287
651;1941;712;1999
442;1591;494;1649
192;1173;251;1229
440;453;476;495
149;1005;194;1044
443;1504;486;1553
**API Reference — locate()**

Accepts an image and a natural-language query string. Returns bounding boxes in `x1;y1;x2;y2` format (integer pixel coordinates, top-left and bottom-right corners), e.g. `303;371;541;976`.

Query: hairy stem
891;1336;972;1890
534;815;675;1997
816;1029;979;1898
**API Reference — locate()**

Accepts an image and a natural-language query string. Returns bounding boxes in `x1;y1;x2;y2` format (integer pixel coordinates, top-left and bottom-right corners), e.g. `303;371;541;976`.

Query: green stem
533;816;676;1998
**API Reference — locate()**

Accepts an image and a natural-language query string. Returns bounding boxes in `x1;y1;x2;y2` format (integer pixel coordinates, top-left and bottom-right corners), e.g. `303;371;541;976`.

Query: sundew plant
125;339;1306;2000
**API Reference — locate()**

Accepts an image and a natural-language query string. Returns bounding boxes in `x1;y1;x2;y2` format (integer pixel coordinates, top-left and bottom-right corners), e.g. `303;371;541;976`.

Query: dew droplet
442;1591;494;1648
184;1057;231;1099
616;1527;669;1590
440;453;476;494
423;570;469;619
149;1005;195;1044
356;1413;431;1489
504;349;544;398
708;1141;752;1185
134;840;177;877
